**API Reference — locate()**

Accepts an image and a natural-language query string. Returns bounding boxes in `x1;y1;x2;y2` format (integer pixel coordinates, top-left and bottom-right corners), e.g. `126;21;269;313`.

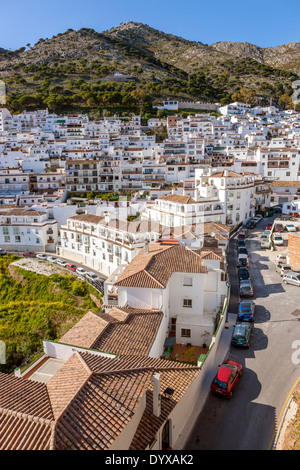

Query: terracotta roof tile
91;309;163;356
158;194;196;204
114;243;207;289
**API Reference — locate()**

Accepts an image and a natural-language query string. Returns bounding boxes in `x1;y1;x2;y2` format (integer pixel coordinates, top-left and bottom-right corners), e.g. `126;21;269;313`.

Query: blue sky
1;0;299;50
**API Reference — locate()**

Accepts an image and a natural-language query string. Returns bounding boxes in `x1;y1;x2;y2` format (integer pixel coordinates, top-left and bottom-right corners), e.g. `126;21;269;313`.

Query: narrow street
185;217;300;450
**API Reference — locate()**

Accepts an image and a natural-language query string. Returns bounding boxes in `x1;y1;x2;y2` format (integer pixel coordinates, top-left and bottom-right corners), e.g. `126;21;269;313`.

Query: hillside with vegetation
0;22;299;115
0;255;103;373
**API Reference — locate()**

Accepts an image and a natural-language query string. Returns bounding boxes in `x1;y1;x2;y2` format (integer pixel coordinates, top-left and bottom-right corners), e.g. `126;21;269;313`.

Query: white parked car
36;253;47;260
56;259;68;267
276;253;288;264
261;239;271;249
286;224;296;232
273;234;284;246
76;267;87;276
47;256;58;263
86;272;101;283
283;272;300;287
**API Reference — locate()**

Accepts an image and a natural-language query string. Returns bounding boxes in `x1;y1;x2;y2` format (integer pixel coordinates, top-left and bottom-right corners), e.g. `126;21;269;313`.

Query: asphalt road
185;217;300;450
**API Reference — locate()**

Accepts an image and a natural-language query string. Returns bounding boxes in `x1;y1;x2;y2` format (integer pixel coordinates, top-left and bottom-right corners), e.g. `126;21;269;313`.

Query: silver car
283;272;300;286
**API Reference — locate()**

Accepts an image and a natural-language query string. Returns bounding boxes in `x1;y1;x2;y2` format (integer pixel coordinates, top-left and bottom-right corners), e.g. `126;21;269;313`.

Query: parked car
260;233;269;240
276;264;292;276
76;267;88;276
286;224;296;232
240;228;248;237
247;220;255;229
237;254;249;267
238;267;250;281
238;247;248;255
210;360;243;399
266;224;273;231
47;256;57;263
275;253;288;264
56;259;68;267
23;251;36;258
274;223;284;232
231;322;252;348
0;248;7;256
238;300;255;322
237;240;246;248
237;233;246;241
273;234;284;246
263;230;271;236
66;264;77;272
239;279;254;297
282;272;300;287
273;205;282;214
261;238;271;249
86;272;101;283
36;253;47;260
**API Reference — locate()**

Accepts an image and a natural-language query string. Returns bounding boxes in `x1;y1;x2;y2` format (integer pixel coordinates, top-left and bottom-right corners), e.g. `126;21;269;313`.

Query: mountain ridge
0;21;299;113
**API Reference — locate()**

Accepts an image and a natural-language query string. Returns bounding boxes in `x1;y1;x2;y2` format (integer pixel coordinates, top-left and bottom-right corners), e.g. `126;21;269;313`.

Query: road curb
272;376;300;450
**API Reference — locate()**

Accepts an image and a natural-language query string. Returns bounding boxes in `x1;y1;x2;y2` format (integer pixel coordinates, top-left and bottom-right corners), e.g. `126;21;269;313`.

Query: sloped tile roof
158;194;196;204
46;353;91;419
59;311;113;349
114;243;207;289
0;372;53;419
91;308;164;356
129;368;199;450
0;410;54;450
54;369;153;450
0;350;200;450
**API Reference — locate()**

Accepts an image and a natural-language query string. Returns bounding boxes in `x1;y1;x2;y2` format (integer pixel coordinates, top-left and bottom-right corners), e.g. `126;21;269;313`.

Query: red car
274;223;284;232
23;251;36;257
266;224;273;230
66;264;77;272
211;360;243;399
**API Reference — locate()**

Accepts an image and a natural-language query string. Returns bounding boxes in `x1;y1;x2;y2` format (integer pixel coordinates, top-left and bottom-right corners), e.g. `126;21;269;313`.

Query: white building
0;208;58;252
58;213;162;276
104;241;228;347
195;168;255;225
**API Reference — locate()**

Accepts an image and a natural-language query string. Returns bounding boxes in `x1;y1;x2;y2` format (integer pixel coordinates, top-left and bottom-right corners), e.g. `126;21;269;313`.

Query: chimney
145;240;149;254
152;372;161;417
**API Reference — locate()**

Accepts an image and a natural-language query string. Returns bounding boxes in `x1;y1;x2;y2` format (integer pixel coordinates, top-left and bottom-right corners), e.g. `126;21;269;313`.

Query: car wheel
229;391;233;398
283;280;287;284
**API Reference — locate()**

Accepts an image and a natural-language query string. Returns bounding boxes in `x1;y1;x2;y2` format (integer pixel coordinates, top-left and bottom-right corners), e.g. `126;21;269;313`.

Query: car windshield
240;272;249;279
234;325;246;335
213;378;228;390
241;303;252;310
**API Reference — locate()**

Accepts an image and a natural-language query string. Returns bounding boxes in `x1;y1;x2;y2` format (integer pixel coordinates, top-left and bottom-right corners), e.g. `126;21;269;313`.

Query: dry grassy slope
106;22;234;73
211;41;300;75
0;28;186;86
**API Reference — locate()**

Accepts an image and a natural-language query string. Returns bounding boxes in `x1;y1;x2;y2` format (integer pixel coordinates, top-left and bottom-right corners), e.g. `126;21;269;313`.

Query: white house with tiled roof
195;168;255;225
105;241;228;348
144;191;225;227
